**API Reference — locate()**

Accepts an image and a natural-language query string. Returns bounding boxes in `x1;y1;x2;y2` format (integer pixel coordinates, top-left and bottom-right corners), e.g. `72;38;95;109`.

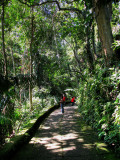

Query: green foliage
10;86;59;134
77;66;120;154
0;114;13;144
0;1;120;158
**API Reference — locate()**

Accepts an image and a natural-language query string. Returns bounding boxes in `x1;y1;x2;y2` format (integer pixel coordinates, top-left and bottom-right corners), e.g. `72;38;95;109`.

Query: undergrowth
0;86;58;145
77;65;120;156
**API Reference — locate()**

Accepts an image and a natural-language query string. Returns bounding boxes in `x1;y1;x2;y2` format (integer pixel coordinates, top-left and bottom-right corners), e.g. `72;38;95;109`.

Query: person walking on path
63;94;66;105
60;96;64;114
71;96;75;106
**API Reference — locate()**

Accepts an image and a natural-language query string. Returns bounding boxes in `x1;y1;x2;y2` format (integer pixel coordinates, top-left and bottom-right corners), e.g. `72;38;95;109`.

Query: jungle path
12;104;117;160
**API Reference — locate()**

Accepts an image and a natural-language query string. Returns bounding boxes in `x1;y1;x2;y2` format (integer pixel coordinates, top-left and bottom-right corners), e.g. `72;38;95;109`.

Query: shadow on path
12;105;118;160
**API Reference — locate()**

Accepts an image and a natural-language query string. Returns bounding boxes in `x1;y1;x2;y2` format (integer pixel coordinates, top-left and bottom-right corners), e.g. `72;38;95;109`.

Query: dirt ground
12;104;118;160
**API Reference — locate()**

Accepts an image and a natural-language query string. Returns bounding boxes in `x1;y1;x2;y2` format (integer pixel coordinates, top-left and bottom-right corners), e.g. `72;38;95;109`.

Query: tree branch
18;0;83;15
0;0;9;6
66;0;79;4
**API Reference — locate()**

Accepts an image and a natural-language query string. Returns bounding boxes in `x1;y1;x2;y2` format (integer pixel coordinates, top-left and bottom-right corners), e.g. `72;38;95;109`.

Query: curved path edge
0;104;60;160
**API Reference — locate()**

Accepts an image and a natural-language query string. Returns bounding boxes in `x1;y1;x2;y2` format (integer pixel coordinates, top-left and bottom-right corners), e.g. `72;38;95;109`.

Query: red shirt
63;96;66;101
71;98;74;102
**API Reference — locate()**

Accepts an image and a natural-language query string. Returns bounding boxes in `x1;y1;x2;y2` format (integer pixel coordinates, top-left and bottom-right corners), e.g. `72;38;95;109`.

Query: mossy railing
0;104;60;160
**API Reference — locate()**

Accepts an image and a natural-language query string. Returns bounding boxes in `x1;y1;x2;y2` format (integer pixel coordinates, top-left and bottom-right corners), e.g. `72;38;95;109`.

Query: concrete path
12;105;117;160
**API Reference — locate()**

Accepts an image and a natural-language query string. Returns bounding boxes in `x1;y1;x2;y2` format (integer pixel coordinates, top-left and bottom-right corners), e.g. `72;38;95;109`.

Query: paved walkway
12;105;117;160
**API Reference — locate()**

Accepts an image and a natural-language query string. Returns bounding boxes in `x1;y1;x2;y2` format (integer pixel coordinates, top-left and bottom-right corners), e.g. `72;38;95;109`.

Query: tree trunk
1;3;7;77
73;46;83;74
93;0;114;66
11;48;16;76
29;6;34;110
92;23;97;60
86;25;95;72
83;1;95;72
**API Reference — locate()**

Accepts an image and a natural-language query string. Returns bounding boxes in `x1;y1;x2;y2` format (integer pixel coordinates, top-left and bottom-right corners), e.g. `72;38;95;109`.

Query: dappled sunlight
29;106;111;158
61;133;78;141
53;135;63;141
83;144;95;149
30;137;41;144
94;142;110;153
30;135;63;153
77;138;84;143
12;106;115;160
63;146;76;151
42;126;50;130
31;106;111;157
62;121;76;125
17;129;28;135
81;126;93;132
45;143;62;150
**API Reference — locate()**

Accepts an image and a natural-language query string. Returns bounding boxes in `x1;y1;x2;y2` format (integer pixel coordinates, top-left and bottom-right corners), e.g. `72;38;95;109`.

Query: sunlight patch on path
12;105;118;160
31;105;110;157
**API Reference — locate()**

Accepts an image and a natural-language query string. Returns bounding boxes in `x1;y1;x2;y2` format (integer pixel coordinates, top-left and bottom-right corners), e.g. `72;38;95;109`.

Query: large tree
92;0;114;66
1;0;9;77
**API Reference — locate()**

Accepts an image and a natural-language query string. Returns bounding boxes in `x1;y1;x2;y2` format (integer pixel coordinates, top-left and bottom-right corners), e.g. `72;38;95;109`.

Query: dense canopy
0;0;120;156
